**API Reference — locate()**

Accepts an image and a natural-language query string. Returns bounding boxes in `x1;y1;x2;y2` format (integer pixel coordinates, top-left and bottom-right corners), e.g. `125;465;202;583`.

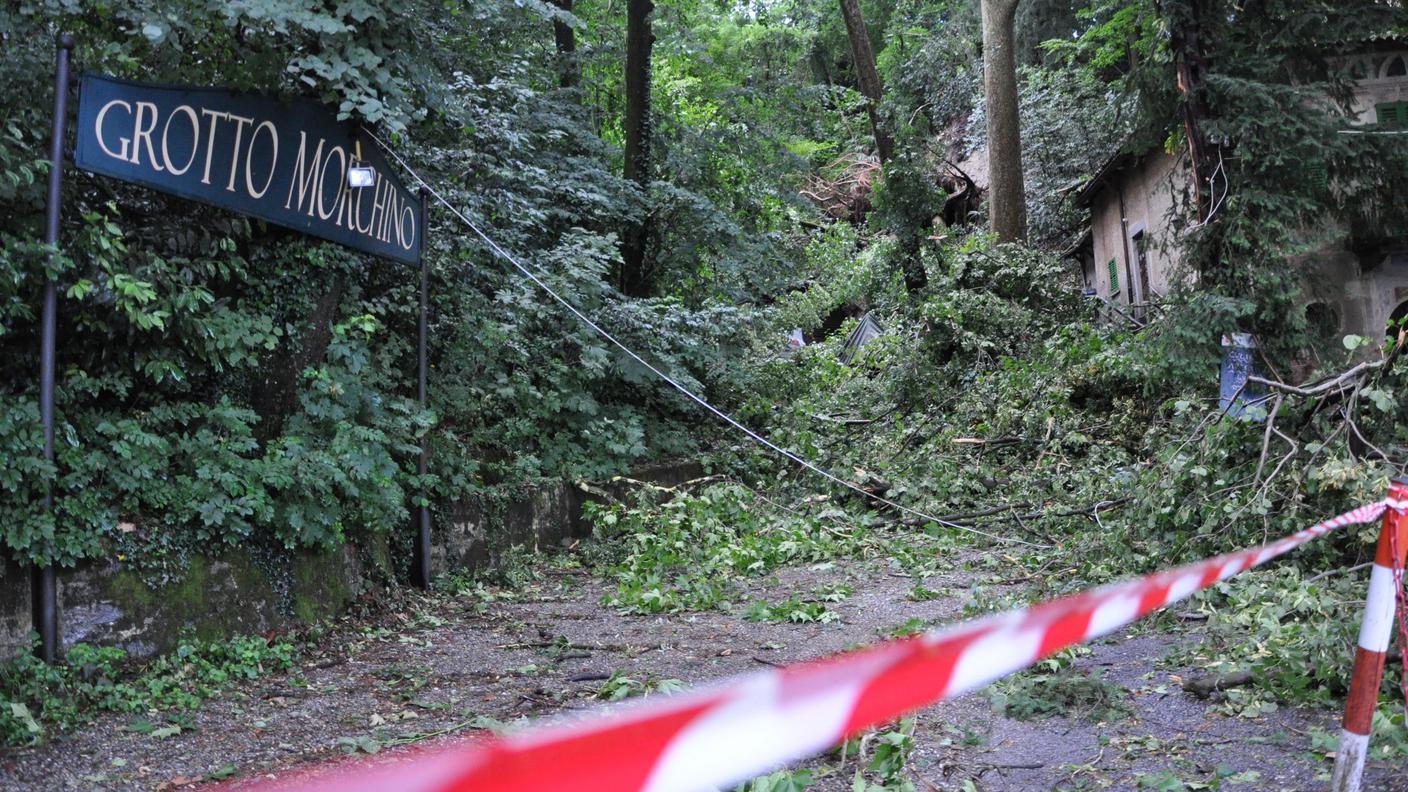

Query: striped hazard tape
243;499;1401;792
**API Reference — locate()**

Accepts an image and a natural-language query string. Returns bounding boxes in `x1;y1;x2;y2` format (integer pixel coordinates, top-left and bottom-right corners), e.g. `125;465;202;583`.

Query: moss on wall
289;548;359;624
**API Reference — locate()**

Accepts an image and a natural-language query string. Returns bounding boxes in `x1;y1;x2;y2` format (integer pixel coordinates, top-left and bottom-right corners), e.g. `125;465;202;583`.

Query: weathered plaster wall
1291;244;1408;340
1345;49;1408;122
1088;150;1189;305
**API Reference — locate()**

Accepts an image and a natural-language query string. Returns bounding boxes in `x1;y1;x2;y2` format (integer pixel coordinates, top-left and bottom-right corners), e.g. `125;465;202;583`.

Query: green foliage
844;717;917;792
743;594;839;624
989;668;1131;722
595;670;684;701
735;769;815;792
0;633;296;746
879;0;981;139
1182;566;1402;709
868;152;944;288
590;484;873;614
1;0;779;570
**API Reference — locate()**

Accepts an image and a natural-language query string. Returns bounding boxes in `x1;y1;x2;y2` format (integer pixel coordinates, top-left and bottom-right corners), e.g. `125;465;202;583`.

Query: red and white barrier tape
244;499;1400;792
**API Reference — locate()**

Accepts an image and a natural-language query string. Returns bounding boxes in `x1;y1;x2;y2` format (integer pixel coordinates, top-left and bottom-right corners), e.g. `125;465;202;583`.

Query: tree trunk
837;0;894;163
1170;0;1214;222
981;0;1026;243
550;0;579;90
619;0;655;297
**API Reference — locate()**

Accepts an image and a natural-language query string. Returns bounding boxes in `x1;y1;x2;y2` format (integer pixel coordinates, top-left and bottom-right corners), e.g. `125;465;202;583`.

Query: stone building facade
1072;44;1408;338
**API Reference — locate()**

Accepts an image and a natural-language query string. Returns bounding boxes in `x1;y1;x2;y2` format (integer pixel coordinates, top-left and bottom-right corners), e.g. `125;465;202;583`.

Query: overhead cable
365;129;1045;549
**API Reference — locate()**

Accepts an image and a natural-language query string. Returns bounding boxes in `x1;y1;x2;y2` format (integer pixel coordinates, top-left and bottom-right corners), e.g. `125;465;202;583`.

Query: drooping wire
364;129;1046;549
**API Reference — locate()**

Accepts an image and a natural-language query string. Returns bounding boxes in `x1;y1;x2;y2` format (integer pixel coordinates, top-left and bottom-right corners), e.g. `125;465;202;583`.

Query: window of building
1132;231;1151;301
1306;160;1328;189
1376;101;1408;128
1107;258;1119;297
1386;55;1408;78
1305;302;1340;337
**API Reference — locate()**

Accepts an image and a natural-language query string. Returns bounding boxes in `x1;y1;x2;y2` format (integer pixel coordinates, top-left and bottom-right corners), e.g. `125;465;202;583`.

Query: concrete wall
1;461;704;661
436;460;704;571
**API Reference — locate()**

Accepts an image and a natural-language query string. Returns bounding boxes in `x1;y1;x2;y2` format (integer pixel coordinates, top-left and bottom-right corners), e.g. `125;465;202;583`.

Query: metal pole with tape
1330;477;1408;792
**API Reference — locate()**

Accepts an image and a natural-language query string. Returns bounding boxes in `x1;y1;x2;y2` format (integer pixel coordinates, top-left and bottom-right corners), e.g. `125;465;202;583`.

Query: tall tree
549;0;579;90
1167;0;1213;222
981;0;1026;242
838;0;894;163
620;0;655;296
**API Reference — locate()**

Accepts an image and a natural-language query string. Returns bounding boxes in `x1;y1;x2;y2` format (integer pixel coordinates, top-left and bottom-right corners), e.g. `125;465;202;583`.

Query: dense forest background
2;0;1408;603
11;0;1408;769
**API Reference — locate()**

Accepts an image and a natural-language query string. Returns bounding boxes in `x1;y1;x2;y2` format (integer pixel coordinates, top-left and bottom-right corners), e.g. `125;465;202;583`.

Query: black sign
75;74;422;264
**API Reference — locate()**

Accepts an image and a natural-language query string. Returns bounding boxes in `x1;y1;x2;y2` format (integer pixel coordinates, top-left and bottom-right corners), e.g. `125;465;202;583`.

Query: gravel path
2;549;1405;791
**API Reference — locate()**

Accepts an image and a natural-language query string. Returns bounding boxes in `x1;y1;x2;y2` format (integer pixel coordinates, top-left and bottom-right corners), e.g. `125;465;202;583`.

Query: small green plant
906;584;944;602
811;583;852;602
844;718;917;792
0;633;296;746
743;595;839;624
988;668;1130;723
879;618;931;639
595;671;684;701
734;769;814;792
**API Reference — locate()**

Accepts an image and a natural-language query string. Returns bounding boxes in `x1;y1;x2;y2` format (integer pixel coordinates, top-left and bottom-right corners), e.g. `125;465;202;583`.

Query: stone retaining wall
0;461;703;660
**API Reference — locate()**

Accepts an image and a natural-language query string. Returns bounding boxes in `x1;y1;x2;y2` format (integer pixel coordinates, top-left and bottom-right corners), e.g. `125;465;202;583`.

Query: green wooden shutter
1377;102;1408;128
1306;161;1327;189
1107;258;1120;296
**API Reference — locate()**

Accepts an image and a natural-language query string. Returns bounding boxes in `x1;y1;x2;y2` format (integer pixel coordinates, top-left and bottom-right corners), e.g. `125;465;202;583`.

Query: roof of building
1061;226;1093;259
1074;149;1143;208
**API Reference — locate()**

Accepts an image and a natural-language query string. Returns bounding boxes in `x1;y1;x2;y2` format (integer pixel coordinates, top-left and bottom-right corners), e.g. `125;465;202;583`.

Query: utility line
365;129;1045;549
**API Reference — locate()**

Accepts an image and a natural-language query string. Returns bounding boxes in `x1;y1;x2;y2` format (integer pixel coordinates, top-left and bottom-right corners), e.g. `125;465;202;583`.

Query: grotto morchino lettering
75;74;422;264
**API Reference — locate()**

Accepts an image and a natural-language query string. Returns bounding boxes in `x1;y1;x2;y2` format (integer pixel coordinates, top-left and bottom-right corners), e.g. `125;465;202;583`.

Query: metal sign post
410;186;432;589
33;33;75;663
54;72;435;627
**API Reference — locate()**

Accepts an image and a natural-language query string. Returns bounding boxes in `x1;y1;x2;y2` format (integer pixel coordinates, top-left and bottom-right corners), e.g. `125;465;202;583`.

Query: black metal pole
410;186;432;589
33;33;74;663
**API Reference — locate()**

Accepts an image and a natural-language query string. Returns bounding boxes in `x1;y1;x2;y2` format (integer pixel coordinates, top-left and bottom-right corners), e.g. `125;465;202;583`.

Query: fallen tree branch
1247;359;1381;397
811;413;881;426
1251;394;1284;488
951;436;1025;446
1183;670;1255;699
897;498;1129;530
1304;562;1371;585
